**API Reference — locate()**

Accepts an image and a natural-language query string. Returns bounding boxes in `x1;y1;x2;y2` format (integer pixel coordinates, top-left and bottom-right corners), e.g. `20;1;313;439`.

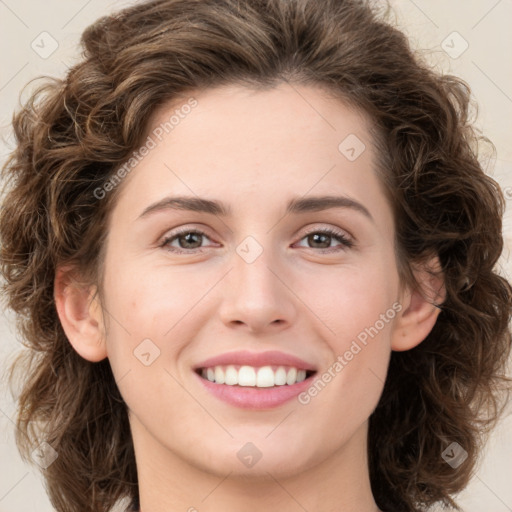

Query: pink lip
193;350;316;371
192;350;317;410
194;372;316;410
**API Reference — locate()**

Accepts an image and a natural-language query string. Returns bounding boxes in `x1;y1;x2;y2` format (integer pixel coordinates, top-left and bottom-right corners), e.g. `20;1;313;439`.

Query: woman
1;0;510;511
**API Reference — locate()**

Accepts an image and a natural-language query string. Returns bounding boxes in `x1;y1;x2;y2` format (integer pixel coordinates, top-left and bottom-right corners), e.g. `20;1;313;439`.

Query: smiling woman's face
57;82;441;496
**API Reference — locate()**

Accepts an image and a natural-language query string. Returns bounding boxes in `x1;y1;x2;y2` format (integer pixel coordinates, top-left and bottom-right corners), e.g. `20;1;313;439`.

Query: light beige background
0;1;511;511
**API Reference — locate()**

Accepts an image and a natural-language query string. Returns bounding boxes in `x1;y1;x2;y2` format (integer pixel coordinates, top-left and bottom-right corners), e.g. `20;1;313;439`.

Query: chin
189;439;320;479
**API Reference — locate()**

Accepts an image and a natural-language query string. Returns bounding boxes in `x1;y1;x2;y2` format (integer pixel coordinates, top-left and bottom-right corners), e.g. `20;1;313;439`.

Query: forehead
148;82;374;152
110;82;390;227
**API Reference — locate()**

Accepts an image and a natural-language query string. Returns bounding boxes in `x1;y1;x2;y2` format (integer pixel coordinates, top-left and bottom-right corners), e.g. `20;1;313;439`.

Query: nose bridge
218;233;295;330
236;239;277;293
233;234;283;303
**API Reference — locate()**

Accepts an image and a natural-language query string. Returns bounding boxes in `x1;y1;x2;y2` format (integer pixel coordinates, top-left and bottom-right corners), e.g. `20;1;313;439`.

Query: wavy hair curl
1;1;511;511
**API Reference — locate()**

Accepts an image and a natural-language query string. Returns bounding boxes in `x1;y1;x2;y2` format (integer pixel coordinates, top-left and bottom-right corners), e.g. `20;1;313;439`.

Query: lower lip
194;371;316;410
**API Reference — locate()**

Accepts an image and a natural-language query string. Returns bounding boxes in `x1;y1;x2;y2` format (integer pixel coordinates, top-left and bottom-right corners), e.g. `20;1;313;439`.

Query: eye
294;228;354;252
160;228;215;253
160;226;354;255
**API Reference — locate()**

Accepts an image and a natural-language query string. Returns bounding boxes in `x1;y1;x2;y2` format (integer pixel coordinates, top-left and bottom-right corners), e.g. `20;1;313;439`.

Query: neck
132;418;381;512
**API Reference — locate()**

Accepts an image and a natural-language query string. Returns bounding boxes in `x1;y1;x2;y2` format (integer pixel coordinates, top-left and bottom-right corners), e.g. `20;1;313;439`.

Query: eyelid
160;222;214;237
295;225;354;250
159;223;355;254
159;225;217;248
299;224;354;242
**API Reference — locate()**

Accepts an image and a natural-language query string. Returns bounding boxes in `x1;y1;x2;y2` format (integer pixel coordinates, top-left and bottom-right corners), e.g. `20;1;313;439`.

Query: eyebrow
137;194;373;222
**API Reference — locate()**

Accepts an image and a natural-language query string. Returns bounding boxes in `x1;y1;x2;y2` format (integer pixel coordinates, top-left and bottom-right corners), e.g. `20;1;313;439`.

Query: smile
196;365;315;387
192;350;318;409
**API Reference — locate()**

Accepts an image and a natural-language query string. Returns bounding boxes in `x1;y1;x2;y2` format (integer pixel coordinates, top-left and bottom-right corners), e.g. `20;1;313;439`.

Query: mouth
195;365;317;388
192;350;318;408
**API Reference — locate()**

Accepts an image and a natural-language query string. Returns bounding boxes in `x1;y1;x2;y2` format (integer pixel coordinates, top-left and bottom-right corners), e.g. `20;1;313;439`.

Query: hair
1;0;511;511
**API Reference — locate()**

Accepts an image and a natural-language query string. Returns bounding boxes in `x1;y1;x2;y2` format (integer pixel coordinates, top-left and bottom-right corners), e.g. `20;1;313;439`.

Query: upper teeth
200;365;308;387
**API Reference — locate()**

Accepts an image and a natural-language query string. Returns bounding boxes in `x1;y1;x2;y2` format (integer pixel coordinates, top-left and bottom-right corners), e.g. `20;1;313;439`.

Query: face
96;83;404;479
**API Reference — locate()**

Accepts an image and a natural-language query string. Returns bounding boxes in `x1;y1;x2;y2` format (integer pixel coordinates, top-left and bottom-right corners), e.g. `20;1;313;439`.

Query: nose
218;243;297;334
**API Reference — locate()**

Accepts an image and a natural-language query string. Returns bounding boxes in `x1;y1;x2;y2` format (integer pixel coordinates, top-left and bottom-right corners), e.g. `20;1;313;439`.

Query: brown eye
161;229;213;253
307;232;332;249
176;232;203;249
296;228;354;252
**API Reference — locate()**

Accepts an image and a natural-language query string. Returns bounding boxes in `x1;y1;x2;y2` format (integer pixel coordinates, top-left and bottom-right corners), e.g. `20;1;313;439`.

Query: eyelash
159;227;354;254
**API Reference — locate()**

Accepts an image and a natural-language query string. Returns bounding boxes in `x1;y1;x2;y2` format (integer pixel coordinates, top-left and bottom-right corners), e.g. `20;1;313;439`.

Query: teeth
200;365;310;387
238;366;256;386
256;366;274;387
214;366;225;384
274;366;287;385
225;365;238;385
286;367;297;385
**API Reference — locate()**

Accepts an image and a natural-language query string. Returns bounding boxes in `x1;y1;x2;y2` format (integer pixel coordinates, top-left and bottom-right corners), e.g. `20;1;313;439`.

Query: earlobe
54;266;107;362
391;256;446;352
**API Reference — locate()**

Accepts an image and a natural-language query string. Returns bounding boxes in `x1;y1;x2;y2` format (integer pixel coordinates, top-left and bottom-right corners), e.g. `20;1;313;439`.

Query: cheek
100;259;234;400
296;258;399;341
103;259;205;337
100;265;192;380
301;300;394;432
296;261;397;406
100;270;197;421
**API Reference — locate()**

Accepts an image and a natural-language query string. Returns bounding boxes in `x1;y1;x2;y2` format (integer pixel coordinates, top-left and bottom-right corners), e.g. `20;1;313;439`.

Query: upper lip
193;350;317;371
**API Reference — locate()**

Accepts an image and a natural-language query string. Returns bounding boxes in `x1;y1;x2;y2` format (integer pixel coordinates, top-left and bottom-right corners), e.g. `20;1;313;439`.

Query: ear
54;266;107;362
391;255;446;352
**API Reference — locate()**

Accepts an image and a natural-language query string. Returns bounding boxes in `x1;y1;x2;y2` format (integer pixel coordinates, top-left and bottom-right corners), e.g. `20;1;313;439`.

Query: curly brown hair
1;0;511;511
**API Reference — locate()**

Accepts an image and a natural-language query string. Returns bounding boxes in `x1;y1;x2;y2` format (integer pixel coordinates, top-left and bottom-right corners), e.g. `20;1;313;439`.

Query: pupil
310;233;329;248
178;233;332;249
181;232;201;248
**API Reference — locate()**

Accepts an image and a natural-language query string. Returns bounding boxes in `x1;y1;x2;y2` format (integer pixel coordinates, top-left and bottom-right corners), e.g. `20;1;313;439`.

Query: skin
55;82;444;512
